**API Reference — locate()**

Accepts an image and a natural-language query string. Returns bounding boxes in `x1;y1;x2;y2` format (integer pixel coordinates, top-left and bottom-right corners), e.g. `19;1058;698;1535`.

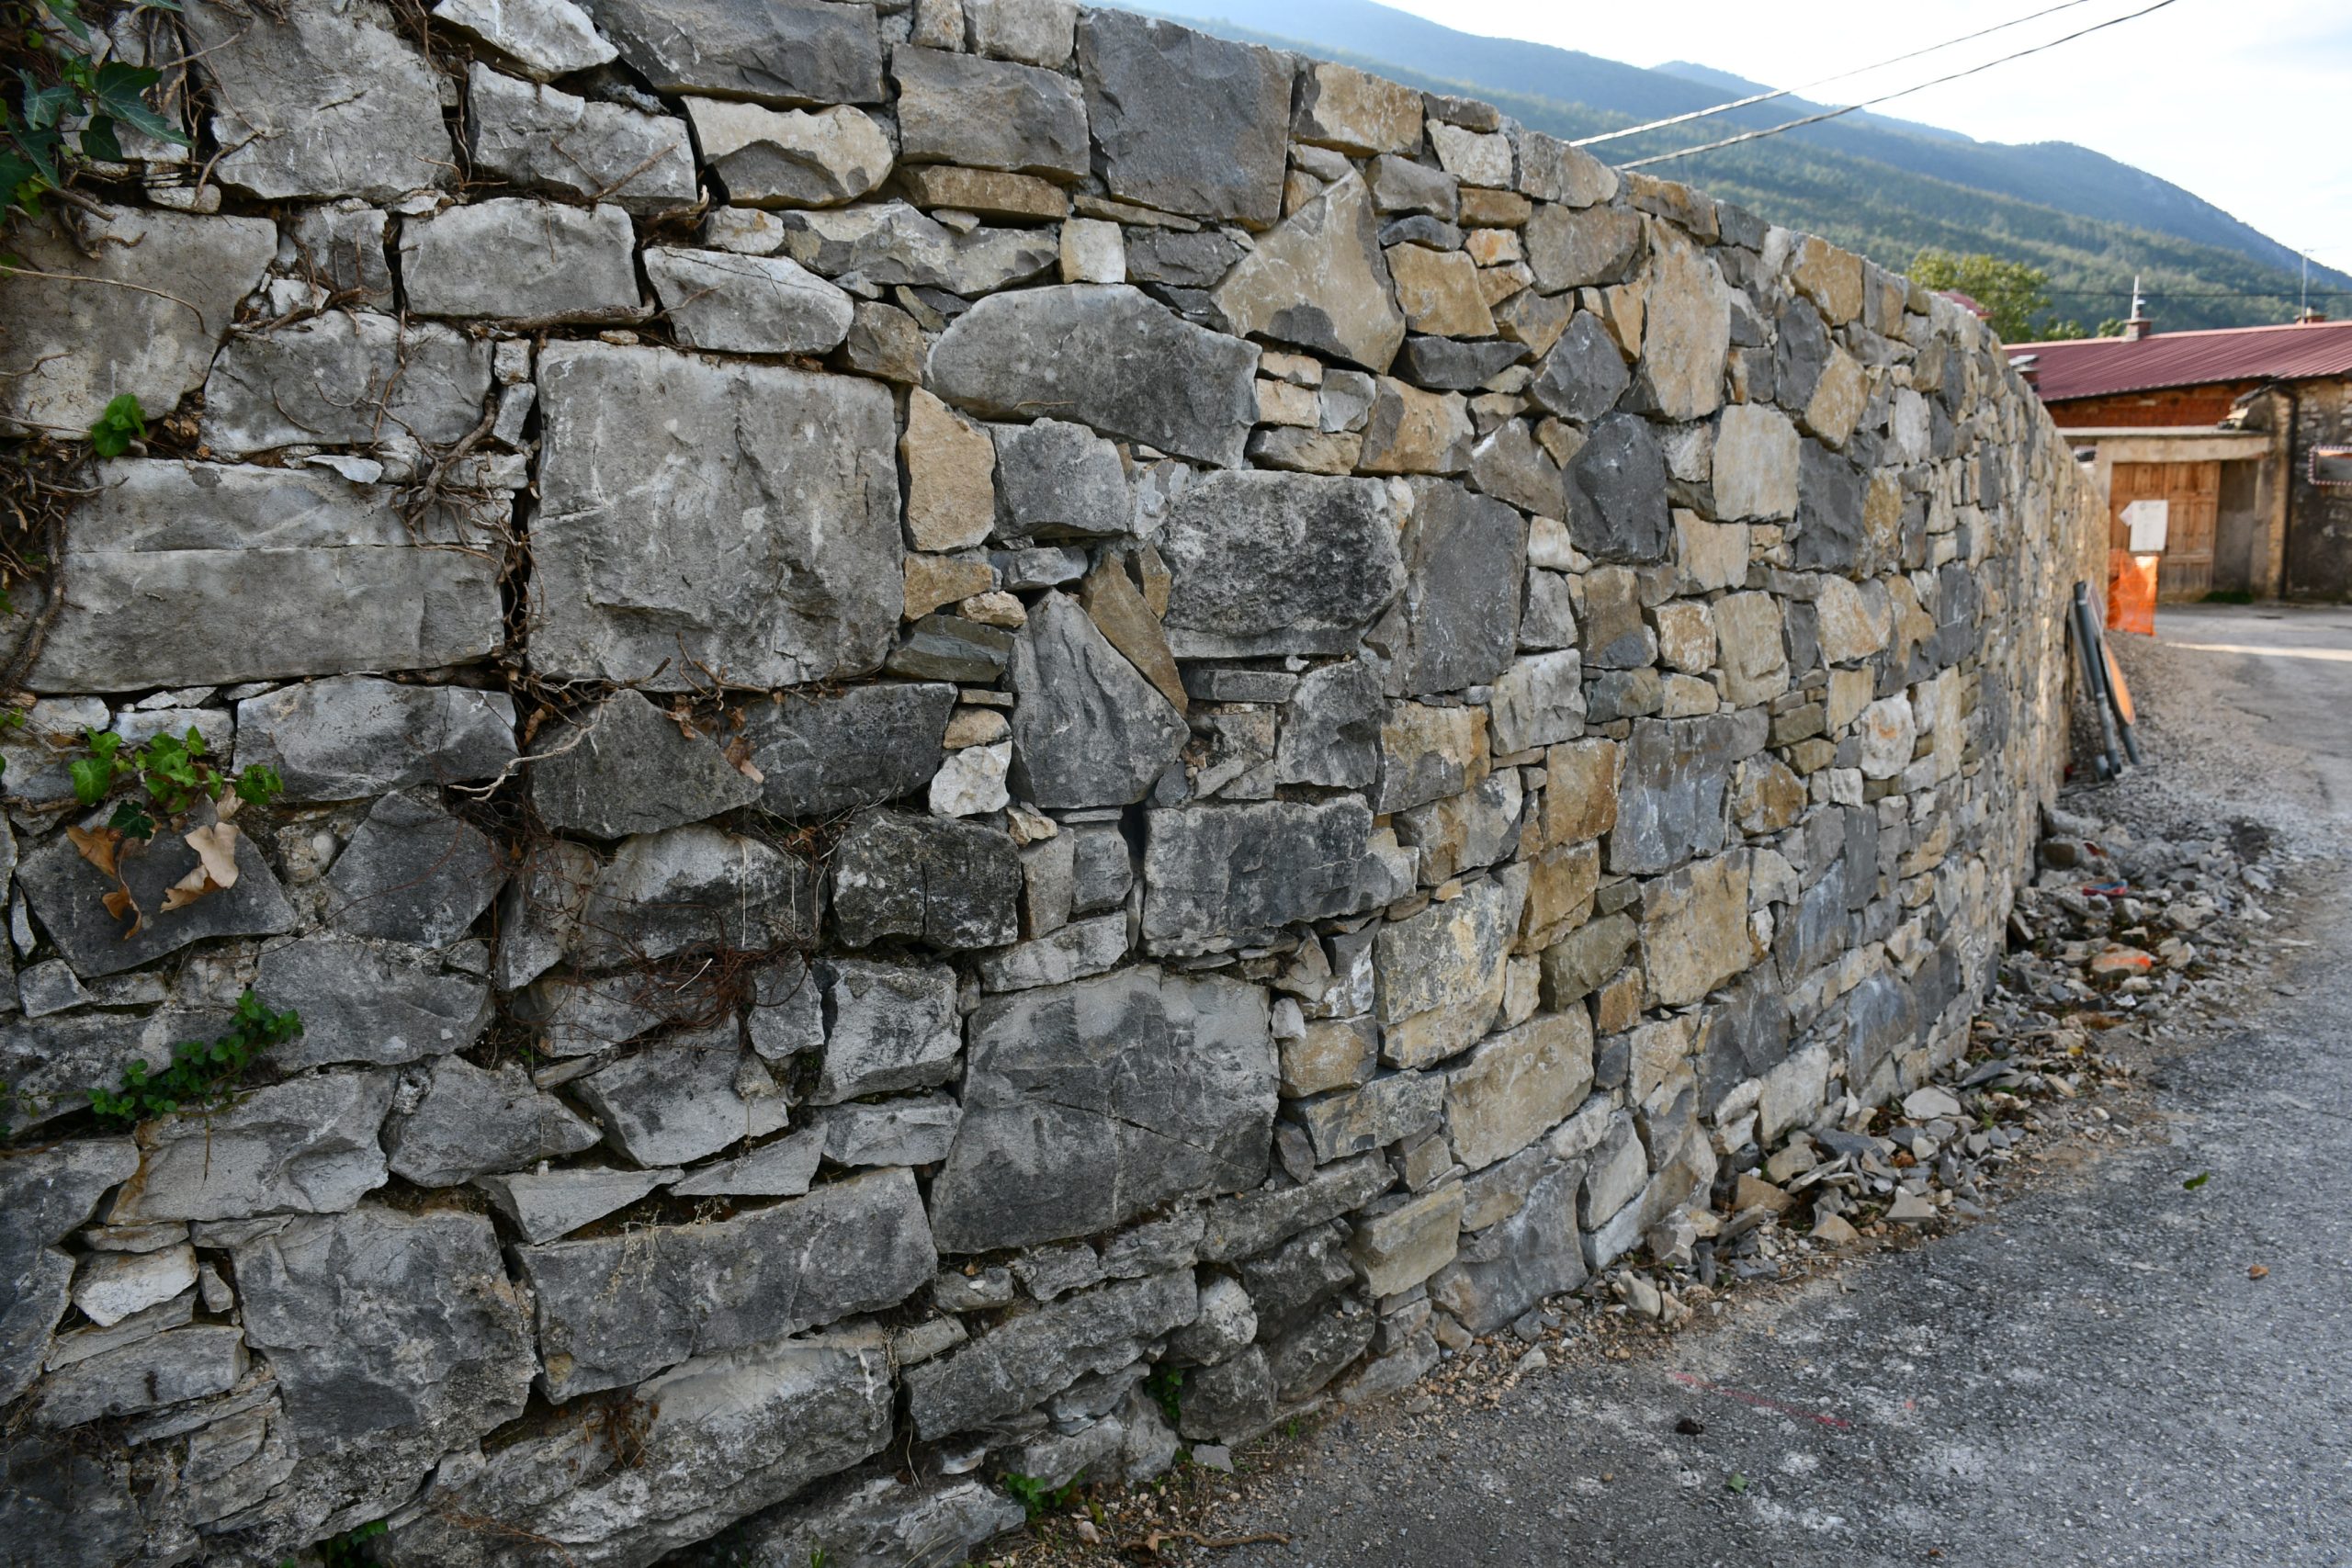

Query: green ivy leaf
90;61;185;145
17;72;77;131
233;763;284;807
38;0;93;41
68;755;113;806
88;392;145;457
79;114;121;164
107;801;154;839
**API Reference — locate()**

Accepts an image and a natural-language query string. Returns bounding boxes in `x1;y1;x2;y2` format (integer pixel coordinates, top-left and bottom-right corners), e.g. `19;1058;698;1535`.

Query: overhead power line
1572;0;2101;149
1614;0;2186;171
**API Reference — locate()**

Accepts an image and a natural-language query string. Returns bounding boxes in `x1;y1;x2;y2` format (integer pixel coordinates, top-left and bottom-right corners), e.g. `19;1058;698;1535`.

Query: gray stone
930;284;1260;468
1291;1070;1445;1163
669;1127;825;1198
1430;1159;1585;1333
1277;660;1385;789
1212;172;1405;372
1608;714;1746;875
685;97;893;207
286;201;395;308
893;45;1087;178
1491;650;1587;755
1514;128;1618;208
831;808;1022;950
576;1036;790;1166
2;1140;139;1404
531;690;763;839
1375;873;1526;1068
386;1055;601;1187
17;808;297;979
1008;592;1189;810
975;913;1129;991
0;1012;209;1140
519;1168;933;1400
109;1071;395;1224
1523;200;1644;293
1530;312;1631;424
474;1167;675;1243
200;312;493;457
1267;1294;1374;1402
328;789;506;947
1078;10;1289;227
572;825;818;965
583;0;883;105
256;934;492;1069
645;247;857;354
700;1472;1027;1568
1793;439;1867;571
237;677;517;802
1293;59;1422;155
17;960;88;1020
771;202;1060;294
68;1244;195;1328
1159;472;1405;657
1693;973;1792;1115
1350;1184;1464;1297
1468;422;1564;516
28;460;504;691
888;615;1016;682
495;840;604;991
401;199;639;320
1141;800;1374;956
532;342;900;689
1128;226;1250;288
0;204;275;434
1368;152;1458;220
1383;479;1524;695
1446;1011;1594;1171
469;65;696;215
967;0;1078;65
231;1205;531;1475
434;0;616;79
1397;336;1528;390
1198;1153;1393;1262
1241;1220;1357;1335
992;420;1132;540
812;1093;962;1167
1167;1274;1259;1367
185;0;452;202
1566;413;1670;564
931;967;1275;1252
29;1323;246;1428
813;957;961;1103
738;682;954;818
1178;1343;1276;1441
1069;823;1136;914
904;1269;1196;1438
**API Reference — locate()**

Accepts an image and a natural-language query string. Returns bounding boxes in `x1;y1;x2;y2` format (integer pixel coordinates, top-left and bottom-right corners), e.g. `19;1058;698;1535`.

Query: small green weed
72;724;282;839
87;987;301;1128
1726;1472;1750;1495
1002;1470;1081;1522
86;392;145;457
1144;1361;1184;1427
2184;1171;2211;1190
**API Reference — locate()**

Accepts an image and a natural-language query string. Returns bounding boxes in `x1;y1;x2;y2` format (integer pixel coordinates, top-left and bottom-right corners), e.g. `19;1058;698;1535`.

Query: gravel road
1194;603;2352;1568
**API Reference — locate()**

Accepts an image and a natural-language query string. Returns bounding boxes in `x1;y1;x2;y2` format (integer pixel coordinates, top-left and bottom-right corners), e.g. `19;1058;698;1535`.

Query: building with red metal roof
2004;317;2352;602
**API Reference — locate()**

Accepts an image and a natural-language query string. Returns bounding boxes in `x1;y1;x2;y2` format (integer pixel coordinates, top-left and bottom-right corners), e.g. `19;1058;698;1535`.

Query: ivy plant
73;724;283;839
86;390;142;456
87;987;302;1127
2;0;189;219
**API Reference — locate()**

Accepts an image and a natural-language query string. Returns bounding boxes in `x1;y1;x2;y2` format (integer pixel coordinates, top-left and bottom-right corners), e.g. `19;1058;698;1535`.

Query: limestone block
1519;839;1600;953
517;1168;933;1400
1386;478;1524;696
1212;172;1407;372
433;0;616;80
736;683;954;818
930;968;1274;1251
686;97;893;207
531;342;900;688
1638;227;1730;421
1514;128;1617;208
1491;649;1586;756
1859;695;1918;779
1375;873;1526;1068
109;1072;395;1224
1293;61;1422;155
327;790;505;947
469;66;696;214
28;459;503;691
571;825;816;965
184;0;452;201
584;0;883;105
1376;700;1488;815
385;1055;599;1187
1524;200;1643;293
256;935;492;1071
1077;10;1290;227
1359;378;1475;475
906;1269;1196;1438
831;808;1021;950
645;247;856;354
769;200;1060;294
1277;660;1385;789
1430;1160;1585;1332
1385;243;1497;338
968;0;1079;65
401;199;639;320
199;311;493;457
1445;1010;1594;1170
893;45;1087;178
1641;852;1754;1007
1291;1071;1444;1163
530;689;763;839
1675;511;1751;594
1712;592;1791;705
994;419;1131;539
236;678;516;802
1141;800;1375;956
1159;472;1405;657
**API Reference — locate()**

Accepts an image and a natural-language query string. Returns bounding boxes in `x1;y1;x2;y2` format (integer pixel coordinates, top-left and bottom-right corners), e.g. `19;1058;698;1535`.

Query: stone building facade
0;1;2101;1562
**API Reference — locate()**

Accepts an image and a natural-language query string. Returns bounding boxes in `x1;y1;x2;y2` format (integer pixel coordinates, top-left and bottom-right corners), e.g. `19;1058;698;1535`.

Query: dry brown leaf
214;788;243;823
185;821;241;889
100;885;143;939
723;735;765;784
160;863;221;912
67;823;123;879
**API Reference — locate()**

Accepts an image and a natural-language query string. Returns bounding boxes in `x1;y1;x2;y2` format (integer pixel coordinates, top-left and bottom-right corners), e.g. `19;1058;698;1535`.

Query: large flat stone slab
928;284;1260;468
583;0;883;105
0;205;275;435
28;461;504;691
1008;592;1188;810
530;342;900;689
1158;471;1405;657
1211;172;1405;372
235;677;517;802
737;682;955;818
1140;800;1375;956
1077;10;1290;227
18;813;298;979
930;967;1275;1252
200;312;494;457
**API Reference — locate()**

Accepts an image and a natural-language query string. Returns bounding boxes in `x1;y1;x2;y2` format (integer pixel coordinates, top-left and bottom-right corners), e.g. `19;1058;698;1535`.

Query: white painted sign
2121;499;2170;553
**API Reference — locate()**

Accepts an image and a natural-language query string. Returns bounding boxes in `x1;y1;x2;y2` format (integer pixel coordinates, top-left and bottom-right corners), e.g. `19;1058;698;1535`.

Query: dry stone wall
0;1;2101;1562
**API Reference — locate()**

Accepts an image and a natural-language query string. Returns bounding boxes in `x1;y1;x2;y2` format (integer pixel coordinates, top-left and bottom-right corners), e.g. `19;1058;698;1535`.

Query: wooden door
2111;459;2221;602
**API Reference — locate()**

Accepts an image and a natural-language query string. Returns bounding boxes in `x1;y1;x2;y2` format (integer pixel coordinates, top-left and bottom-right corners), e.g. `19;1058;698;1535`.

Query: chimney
2120;275;2153;342
2296;308;2329;325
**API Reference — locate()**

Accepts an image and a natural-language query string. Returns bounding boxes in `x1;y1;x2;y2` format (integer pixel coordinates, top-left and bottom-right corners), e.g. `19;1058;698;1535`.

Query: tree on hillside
1910;250;2062;342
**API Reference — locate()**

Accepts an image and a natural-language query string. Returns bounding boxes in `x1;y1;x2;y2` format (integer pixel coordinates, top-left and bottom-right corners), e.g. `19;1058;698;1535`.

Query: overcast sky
1363;0;2352;279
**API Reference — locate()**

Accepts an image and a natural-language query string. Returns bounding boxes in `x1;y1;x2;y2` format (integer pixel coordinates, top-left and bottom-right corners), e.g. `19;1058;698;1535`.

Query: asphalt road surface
1212;603;2352;1568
